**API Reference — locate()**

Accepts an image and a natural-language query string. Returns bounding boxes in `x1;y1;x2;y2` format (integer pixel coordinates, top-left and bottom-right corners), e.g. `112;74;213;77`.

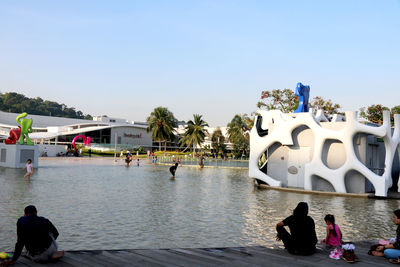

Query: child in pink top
322;214;342;247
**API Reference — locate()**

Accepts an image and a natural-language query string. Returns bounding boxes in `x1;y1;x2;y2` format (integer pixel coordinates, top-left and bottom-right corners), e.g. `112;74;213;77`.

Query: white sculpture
249;109;400;197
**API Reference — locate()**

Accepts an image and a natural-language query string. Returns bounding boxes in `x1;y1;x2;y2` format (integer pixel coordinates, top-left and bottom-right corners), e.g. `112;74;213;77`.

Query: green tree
257;89;298;112
359;104;390;125
257;89;342;119
0;91;92;119
146;106;178;151
360;104;400;125
211;127;226;155
227;114;250;158
309;96;342;118
178;114;208;152
392;105;400;125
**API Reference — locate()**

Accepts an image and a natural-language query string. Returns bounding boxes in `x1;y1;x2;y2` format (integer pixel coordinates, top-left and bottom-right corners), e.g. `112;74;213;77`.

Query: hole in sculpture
290;125;314;150
258;142;288;185
353;133;386;176
311;175;335;192
344;170;375;193
322;139;346;169
390;149;400;192
256;115;269;137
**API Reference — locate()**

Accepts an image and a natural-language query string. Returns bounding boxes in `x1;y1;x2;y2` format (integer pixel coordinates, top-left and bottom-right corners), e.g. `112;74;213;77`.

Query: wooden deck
3;241;393;266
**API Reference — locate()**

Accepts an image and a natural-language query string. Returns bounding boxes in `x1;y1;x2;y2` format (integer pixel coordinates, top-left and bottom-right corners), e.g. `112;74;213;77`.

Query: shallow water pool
0;158;399;251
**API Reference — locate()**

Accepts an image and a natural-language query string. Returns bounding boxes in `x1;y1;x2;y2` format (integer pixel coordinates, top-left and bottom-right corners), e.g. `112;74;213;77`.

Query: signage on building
124;133;142;139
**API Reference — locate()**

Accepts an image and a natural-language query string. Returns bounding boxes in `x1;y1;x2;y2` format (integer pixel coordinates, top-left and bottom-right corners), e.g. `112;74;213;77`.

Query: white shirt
26;163;33;173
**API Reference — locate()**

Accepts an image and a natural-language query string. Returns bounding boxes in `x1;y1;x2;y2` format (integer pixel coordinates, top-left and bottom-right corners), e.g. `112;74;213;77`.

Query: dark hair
293;202;308;217
394;209;400;219
324;214;337;237
368;244;379;255
24;205;37;215
27;159;32;163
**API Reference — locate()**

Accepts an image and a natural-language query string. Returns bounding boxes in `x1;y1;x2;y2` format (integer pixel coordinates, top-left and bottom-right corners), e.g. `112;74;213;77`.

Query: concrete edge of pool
3;241;390;266
256;183;400;199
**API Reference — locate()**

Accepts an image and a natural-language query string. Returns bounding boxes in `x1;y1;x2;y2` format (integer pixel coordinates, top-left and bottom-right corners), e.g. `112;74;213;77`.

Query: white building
0;111;152;156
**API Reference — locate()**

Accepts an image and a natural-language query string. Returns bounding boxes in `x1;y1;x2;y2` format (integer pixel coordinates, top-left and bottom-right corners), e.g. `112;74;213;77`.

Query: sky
0;0;399;126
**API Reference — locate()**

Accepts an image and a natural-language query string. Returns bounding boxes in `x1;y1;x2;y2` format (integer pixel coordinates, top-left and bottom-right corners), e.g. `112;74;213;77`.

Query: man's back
16;214;59;255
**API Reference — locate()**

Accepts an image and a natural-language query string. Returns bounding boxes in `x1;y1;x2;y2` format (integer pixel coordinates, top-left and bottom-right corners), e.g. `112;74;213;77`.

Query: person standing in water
199;155;204;168
125;154;132;167
23;159;34;179
169;162;179;178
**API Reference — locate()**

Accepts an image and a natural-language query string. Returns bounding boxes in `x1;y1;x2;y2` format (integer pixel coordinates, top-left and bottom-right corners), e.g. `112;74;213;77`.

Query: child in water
169;163;178;177
125;155;132;167
23;159;34;179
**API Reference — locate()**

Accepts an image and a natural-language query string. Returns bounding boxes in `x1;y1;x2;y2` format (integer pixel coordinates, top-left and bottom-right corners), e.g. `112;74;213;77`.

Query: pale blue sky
1;0;399;126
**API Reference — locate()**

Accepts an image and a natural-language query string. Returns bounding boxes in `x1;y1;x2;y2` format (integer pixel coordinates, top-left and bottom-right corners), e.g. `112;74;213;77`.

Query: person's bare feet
50;251;64;260
372;251;384;257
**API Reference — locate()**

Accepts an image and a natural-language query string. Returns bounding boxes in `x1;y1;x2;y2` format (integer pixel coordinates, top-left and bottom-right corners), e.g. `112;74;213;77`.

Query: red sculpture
5;127;21;144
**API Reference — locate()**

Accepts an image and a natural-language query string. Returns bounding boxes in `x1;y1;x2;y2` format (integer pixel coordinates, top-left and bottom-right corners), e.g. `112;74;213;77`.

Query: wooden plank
132;249;213;267
103;250;166;267
123;250;178;267
189;248;263;266
64;251;108;267
171;248;234;265
157;249;219;267
75;251;130;267
10;243;393;267
56;253;98;267
14;255;74;267
248;246;389;267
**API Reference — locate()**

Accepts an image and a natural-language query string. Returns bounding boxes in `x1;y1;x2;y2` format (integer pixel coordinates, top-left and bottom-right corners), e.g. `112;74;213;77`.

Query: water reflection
1;158;400;252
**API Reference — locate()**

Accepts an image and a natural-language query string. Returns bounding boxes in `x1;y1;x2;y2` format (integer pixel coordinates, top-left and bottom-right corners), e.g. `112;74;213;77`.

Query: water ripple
1;158;399;251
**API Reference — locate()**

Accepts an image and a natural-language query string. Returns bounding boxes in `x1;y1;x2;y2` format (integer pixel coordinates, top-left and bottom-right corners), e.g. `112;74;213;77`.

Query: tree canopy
309;96;342;118
0;92;92;119
258;89;298;113
227;114;251;158
146;106;178;151
178;114;209;152
359;104;399;125
211;127;226;155
257;89;342;118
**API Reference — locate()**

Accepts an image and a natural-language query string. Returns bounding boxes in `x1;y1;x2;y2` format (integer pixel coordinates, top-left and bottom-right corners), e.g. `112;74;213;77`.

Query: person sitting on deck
371;209;400;263
276;202;318;255
321;214;342;248
2;205;64;266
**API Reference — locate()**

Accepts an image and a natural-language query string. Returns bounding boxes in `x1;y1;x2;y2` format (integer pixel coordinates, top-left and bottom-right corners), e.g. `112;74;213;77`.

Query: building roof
0;111;148;140
0;111;93;128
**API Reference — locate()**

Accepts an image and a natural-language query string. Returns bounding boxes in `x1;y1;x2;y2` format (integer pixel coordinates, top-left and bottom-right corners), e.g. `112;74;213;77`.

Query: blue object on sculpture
294;82;310;113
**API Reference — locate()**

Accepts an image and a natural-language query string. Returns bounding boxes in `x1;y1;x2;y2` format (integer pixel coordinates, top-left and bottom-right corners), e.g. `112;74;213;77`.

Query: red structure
5;127;21;144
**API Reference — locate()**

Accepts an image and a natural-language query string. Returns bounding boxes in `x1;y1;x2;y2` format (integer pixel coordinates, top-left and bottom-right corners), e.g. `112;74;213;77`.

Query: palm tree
179;114;209;152
146;107;178;151
211;127;225;155
227;114;250;158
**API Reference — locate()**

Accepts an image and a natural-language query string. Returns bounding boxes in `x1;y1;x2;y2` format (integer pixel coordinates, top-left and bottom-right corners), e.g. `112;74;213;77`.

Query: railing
157;156;249;169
